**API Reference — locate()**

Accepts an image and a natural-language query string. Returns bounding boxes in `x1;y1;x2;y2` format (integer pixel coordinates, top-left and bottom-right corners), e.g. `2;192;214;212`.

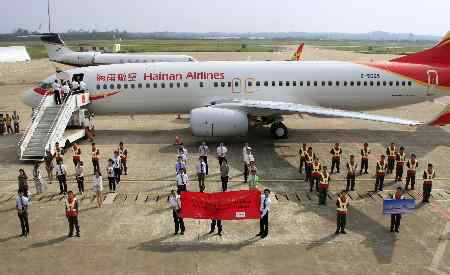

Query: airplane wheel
271;122;288;139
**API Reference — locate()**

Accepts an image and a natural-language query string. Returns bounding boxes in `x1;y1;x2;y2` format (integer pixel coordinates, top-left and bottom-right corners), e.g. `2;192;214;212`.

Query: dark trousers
299;157;305;174
54;90;61;105
114;168;121;183
6;125;13;134
390;214;401;232
173;210;185;233
14;122;19;133
387;158;395;173
210;219;222;233
243;163;249;182
331;158;340;173
318;187;328;205
200;156;208;175
76;176;84;193
360;159;368;174
18;211;29;235
67;216;80;235
423;184;432;203
395;165;404;181
346;175;356;191
310;175;320;192
198;173;205;192
375;175;384;191
177;184;187;193
221;176;228;192
336;213;347;232
305;165;312;182
218;157;225;167
108;177;116;191
92;159;100;174
57;175;67;194
121;159;127;175
259;213;269;236
405;173;416;190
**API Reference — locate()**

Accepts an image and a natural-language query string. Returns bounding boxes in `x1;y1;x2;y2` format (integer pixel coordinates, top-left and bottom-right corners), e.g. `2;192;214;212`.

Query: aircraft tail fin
291;43;304;61
390;32;450;66
39;33;73;61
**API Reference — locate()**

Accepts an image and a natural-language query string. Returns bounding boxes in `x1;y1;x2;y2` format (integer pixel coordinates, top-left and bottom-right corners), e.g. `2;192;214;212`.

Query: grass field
0;39;434;59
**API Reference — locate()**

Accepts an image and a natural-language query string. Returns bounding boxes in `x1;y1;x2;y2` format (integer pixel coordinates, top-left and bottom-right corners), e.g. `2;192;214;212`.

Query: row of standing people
0;111;20;135
51;78;87;105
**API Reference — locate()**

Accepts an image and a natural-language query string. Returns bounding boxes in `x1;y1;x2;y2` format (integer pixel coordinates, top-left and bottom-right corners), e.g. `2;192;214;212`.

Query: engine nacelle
190;107;248;137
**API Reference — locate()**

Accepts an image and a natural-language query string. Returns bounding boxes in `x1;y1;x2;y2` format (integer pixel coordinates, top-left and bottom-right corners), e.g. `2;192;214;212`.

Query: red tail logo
390;32;450;66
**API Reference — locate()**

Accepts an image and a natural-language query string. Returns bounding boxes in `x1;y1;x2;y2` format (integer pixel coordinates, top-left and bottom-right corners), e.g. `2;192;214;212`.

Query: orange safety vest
319;172;330;189
55;148;63;162
397;153;406;166
92;149;99;160
331;147;341;158
424;169;434;185
377;161;386;176
119;147;127;160
407;159;418;174
347;161;357;175
305;153;313;166
312;162;321;176
72;147;81;161
337;197;348;214
299;147;307;159
65;197;78;217
387;147;396;159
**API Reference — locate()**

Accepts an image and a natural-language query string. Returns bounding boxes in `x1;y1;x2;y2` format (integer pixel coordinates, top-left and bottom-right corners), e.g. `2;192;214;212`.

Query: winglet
428;104;450;126
291;43;304;61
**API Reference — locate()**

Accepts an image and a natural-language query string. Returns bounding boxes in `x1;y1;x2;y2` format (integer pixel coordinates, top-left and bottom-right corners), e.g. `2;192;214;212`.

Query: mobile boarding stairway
18;92;91;161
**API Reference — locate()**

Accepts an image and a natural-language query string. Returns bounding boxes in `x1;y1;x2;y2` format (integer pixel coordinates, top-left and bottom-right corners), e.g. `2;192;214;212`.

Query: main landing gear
270;122;288;138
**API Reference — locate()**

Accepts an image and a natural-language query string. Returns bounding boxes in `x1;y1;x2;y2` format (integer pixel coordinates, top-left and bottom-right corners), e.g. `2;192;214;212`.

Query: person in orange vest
395;146;406;182
346;155;358;191
310;158;322;192
304;147;315;184
375;155;387;191
330;143;342;174
318;166;330;205
72;143;81;168
91;143;100;174
405;153;418;190
386;143;397;174
65;191;80;237
298;143;307;174
53;142;64;163
390;187;405;233
335;191;349;234
360;142;370;174
422;163;435;203
118;141;128;175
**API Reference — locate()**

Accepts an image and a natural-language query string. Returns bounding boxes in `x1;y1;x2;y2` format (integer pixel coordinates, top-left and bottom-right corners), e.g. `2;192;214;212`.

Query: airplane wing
212;99;425;126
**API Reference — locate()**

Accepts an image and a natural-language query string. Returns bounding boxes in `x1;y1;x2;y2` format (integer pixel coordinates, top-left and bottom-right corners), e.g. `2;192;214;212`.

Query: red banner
179;190;261;220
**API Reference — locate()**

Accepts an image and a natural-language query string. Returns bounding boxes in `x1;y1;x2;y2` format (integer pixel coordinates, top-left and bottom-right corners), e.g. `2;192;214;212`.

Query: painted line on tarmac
429;222;450;274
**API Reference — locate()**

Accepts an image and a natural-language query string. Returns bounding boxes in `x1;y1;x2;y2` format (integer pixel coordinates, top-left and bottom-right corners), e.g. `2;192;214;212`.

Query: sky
0;0;448;36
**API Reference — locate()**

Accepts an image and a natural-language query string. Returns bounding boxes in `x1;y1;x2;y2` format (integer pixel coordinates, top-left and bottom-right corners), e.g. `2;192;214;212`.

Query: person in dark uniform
395;146;406;182
386;143;397;174
318;166;330;205
360;142;370;174
405;154;418;190
52;79;62;105
16;190;29;237
335;191;349;234
390;187;404;233
346;155;358;191
330;143;342;173
422;164;435;203
168;190;185;235
118;142;128;175
304;147;315;184
310;158;322;192
298;143;307;174
209;219;223;236
375;155;387;192
257;189;271;238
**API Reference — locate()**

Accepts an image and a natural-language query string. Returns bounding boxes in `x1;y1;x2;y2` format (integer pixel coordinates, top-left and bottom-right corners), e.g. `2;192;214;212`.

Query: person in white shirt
107;159;116;192
176;169;189;192
55;160;67;194
71;79;80;92
33;162;45;194
178;146;188;166
257;188;271;238
175;156;186;174
242;143;254;183
216;142;228;166
112;150;122;184
52;79;62;105
168;189;185;235
198;141;209;175
93;170;103;208
62;81;71;101
16;190;30;237
75;161;85;194
79;80;87;92
196;157;207;192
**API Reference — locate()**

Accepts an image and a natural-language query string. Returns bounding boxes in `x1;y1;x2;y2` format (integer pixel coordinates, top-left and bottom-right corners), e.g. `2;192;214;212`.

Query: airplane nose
22;87;41;107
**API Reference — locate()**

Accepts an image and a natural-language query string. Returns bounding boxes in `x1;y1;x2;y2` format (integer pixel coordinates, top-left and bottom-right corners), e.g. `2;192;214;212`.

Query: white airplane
39;33;196;66
23;32;450;138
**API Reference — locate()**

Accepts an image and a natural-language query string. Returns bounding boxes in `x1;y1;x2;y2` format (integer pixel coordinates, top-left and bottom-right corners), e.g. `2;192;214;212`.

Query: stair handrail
17;92;50;158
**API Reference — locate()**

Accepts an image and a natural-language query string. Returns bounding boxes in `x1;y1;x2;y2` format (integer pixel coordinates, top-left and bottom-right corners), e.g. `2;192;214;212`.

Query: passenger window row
96;82;189;90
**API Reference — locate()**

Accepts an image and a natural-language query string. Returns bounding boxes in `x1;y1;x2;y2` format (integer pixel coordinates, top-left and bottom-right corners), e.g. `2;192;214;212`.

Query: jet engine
190;107;248;137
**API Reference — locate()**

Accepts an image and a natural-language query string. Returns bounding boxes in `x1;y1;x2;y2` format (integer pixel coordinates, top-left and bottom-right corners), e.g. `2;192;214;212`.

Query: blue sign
383;199;416;214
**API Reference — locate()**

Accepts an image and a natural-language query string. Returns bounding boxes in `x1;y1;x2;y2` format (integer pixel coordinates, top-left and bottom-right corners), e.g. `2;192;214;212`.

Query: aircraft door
427;70;439;96
232;78;242;93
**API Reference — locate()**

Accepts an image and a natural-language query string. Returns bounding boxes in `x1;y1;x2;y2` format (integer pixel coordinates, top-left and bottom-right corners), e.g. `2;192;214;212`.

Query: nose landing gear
270;122;288;138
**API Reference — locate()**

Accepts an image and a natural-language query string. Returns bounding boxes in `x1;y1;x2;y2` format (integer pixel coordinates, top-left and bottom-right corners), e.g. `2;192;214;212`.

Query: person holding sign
257;189;271;238
422;164;435;203
335;192;349;234
390;187;404;233
169;190;185;235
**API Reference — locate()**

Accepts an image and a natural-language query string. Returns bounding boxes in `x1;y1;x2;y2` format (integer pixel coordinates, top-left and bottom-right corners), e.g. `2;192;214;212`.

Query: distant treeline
0;28;441;42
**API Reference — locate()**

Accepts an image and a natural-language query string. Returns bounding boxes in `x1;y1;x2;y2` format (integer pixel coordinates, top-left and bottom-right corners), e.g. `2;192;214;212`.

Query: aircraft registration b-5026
23;32;450;138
